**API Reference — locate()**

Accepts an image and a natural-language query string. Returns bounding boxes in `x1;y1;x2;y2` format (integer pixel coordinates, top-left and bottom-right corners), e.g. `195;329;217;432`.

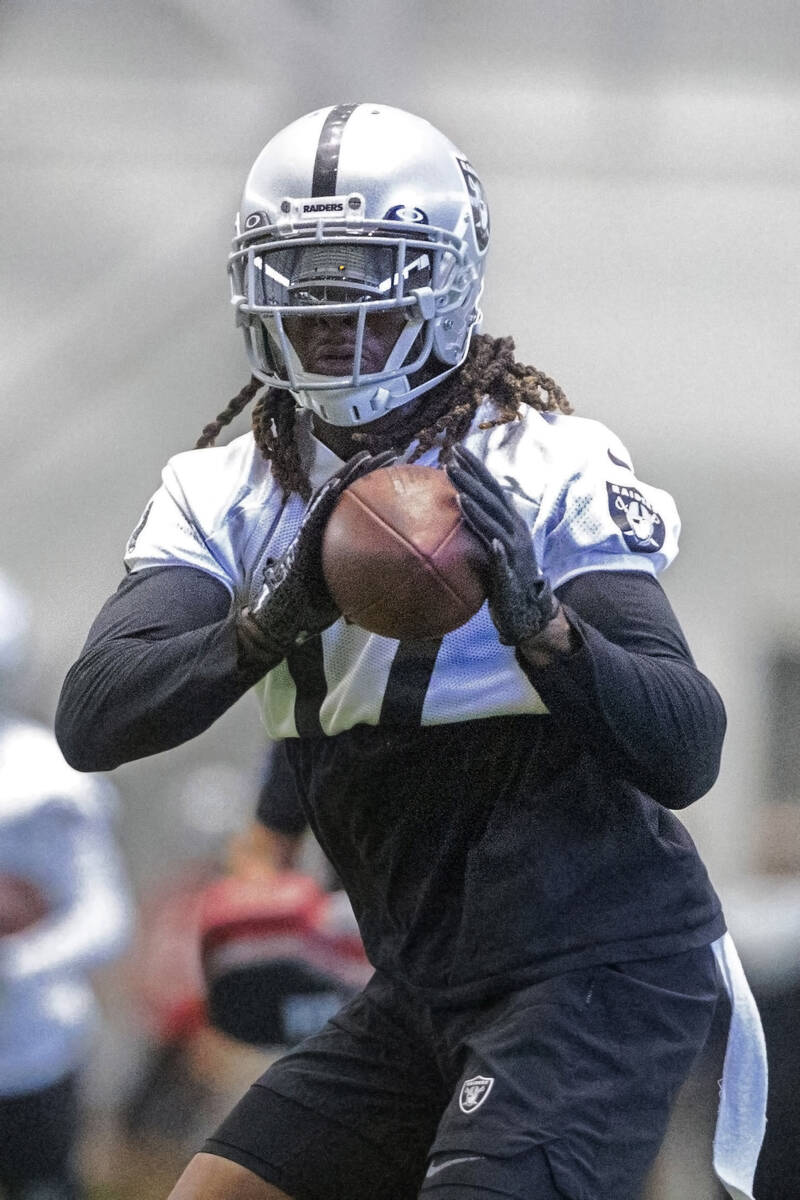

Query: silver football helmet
228;103;490;427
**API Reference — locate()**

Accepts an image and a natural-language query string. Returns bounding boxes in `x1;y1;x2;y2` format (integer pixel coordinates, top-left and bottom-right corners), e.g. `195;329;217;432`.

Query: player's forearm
56;617;263;770
56;566;269;771
517;571;726;809
520;621;725;807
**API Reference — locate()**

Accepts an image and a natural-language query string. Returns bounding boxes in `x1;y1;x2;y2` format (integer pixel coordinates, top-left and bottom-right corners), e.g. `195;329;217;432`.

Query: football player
0;571;133;1200
56;104;765;1199
201;741;370;1049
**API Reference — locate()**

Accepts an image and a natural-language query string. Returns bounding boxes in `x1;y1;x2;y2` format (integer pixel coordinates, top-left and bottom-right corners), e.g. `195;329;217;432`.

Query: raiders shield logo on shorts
458;1074;494;1113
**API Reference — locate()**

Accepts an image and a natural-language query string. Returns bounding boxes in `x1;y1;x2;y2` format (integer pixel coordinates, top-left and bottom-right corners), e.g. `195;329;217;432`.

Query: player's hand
241;450;396;659
447;445;559;645
226;823;302;880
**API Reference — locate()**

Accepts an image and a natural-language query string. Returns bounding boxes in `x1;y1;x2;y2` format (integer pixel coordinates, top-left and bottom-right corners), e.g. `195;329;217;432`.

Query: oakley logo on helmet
244;211;269;230
456;158;490;251
383;204;429;224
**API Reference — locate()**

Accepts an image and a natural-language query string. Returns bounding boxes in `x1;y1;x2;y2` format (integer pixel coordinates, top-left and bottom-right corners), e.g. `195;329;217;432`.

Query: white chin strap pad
297;376;411;427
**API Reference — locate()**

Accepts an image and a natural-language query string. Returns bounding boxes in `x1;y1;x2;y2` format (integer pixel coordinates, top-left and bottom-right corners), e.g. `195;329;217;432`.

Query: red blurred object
127;866;213;1043
199;871;372;1045
0;873;49;935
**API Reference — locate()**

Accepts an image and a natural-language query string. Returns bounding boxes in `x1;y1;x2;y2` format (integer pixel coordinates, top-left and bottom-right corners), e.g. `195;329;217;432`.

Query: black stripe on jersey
287;639;327;737
311;103;359;196
379;638;443;726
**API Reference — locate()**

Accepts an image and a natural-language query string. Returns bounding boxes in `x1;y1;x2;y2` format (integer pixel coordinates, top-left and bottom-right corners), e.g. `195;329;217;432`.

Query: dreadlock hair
195;334;572;501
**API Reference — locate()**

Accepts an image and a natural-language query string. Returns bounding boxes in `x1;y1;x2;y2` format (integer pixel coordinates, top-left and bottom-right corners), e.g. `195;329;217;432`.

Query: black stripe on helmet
311;103;359;196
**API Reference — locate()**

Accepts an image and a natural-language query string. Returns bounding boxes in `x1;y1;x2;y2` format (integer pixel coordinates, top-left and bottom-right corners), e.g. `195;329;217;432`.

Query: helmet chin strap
295;357;466;431
297;374;410;428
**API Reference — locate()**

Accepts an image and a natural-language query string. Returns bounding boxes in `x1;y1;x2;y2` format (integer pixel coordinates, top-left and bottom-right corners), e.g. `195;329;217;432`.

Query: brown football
321;464;489;640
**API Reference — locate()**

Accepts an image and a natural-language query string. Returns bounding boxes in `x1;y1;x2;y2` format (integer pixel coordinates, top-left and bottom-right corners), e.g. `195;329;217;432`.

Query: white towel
711;933;769;1200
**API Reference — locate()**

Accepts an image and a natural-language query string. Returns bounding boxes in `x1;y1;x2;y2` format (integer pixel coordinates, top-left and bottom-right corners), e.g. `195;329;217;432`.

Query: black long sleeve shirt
56;566;726;999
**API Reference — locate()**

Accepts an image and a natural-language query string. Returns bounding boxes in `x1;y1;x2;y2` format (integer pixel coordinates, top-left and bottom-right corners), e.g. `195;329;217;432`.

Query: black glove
446;445;559;645
238;450;396;666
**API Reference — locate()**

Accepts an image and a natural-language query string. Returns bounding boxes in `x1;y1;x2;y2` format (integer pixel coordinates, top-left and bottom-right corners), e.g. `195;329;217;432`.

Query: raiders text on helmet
228;103;490;427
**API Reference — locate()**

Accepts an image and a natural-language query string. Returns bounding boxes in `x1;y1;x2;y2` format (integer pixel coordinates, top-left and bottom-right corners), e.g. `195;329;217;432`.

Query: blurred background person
117;761;264;1171
200;741;370;1050
119;744;368;1183
0;571;133;1200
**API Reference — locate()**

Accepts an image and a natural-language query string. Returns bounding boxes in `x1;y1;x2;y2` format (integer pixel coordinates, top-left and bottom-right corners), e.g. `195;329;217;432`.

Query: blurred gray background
3;0;798;884
2;0;799;1193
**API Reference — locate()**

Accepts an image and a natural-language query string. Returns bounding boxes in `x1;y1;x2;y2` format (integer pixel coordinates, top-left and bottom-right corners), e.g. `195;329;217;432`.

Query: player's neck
310;417;366;462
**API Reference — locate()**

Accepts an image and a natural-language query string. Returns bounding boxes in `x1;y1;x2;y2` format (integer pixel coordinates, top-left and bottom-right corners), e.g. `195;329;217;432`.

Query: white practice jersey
125;402;679;739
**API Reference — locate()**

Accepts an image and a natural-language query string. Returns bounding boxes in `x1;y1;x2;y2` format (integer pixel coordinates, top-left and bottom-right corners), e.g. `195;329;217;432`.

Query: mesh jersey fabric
123;402;679;738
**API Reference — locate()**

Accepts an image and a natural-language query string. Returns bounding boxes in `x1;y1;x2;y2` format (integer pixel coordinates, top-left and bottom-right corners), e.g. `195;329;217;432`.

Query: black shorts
204;945;719;1200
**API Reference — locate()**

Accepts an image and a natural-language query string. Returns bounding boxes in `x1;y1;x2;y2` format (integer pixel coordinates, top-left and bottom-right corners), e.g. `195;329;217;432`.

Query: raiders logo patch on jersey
607;482;665;553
